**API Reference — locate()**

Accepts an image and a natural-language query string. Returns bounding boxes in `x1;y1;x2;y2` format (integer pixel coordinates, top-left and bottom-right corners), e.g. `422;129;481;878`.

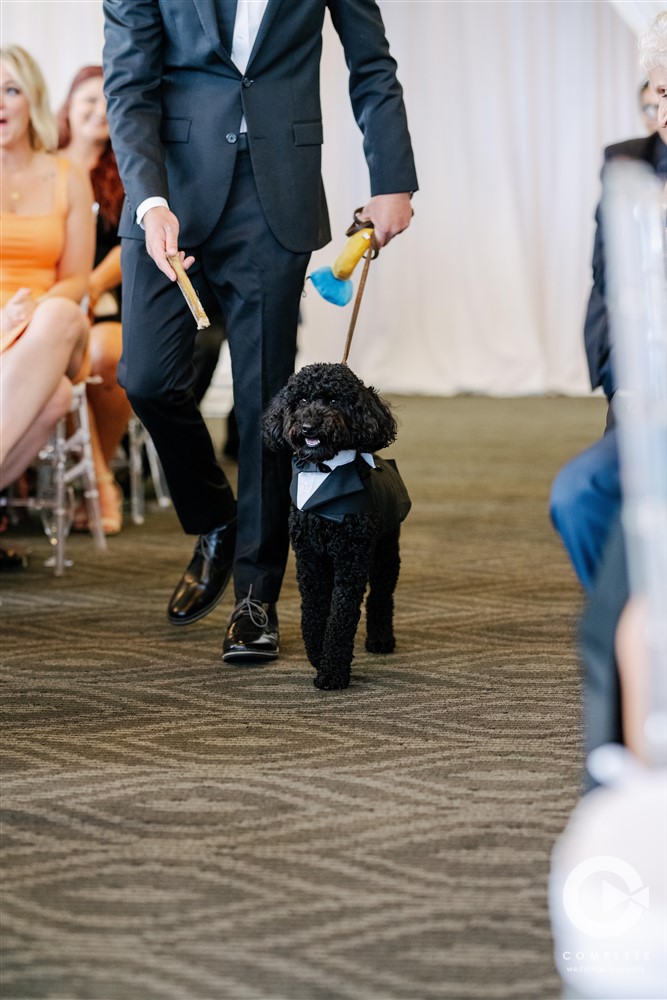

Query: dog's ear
357;386;398;452
262;389;289;451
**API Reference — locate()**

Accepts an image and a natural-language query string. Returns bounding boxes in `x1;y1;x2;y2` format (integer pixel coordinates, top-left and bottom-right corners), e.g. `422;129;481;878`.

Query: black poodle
263;363;410;690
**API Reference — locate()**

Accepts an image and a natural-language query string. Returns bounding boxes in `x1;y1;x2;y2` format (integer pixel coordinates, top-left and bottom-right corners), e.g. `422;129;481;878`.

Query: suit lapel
192;0;236;67
216;0;238;51
246;0;282;71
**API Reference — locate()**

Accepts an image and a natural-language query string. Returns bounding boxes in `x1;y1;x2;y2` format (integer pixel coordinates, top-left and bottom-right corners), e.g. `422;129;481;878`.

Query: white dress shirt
137;0;269;226
231;0;269;76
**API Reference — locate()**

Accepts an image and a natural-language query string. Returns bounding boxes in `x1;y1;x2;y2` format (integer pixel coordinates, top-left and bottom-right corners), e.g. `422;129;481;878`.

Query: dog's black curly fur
263;363;404;690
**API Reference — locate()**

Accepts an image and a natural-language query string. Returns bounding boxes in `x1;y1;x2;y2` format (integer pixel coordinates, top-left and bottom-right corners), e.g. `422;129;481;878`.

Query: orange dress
1;155;71;353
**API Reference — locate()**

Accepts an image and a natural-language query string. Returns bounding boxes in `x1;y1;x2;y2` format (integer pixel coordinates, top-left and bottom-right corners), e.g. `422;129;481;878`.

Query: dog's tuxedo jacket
290;453;411;529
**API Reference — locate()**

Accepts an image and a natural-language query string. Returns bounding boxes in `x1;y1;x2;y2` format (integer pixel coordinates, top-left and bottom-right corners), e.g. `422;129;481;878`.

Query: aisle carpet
1;396;607;1000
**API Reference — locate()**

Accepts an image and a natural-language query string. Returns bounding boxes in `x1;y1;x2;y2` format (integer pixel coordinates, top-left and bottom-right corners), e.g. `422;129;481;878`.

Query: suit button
225;132;238;144
242;77;253;88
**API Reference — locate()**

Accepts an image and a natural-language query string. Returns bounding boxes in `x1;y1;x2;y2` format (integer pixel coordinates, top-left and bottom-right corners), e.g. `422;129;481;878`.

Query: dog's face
263;363;397;462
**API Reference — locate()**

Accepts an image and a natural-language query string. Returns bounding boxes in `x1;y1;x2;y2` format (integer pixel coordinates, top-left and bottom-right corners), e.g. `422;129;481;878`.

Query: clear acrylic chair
2;380;107;576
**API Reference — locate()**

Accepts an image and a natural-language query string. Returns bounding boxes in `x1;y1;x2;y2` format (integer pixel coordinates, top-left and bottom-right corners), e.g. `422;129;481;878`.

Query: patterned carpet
1;396;606;1000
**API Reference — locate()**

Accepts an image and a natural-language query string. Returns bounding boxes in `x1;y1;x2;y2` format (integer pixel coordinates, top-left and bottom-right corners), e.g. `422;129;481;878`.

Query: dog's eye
299;398;308;405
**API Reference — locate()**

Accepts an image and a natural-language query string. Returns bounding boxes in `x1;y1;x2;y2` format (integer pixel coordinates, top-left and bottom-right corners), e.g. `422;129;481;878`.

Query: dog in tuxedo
263;363;411;690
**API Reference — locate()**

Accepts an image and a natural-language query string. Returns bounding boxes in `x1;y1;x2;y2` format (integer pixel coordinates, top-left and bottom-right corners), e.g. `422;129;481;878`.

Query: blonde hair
0;45;57;152
639;12;667;75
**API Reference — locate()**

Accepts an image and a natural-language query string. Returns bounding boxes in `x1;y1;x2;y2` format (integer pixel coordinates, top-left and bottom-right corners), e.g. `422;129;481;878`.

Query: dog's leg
314;522;376;691
289;508;333;669
365;528;400;654
295;554;333;669
314;574;366;690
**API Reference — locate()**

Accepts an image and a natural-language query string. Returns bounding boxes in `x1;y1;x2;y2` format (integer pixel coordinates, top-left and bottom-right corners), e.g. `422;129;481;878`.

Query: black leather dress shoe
222;590;279;662
167;521;236;626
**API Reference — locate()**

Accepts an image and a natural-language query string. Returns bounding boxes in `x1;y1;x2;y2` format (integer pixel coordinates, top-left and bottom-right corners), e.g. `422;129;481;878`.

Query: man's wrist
136;196;170;229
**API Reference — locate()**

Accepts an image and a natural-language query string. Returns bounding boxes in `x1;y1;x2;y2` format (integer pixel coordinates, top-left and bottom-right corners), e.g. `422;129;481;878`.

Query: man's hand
143;206;195;280
358;193;413;249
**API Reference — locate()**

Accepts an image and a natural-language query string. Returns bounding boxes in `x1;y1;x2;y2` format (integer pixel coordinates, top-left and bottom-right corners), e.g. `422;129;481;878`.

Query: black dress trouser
118;147;311;603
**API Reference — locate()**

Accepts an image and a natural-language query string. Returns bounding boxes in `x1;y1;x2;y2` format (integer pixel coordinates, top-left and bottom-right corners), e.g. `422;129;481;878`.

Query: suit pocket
292;121;323;146
160;117;192;142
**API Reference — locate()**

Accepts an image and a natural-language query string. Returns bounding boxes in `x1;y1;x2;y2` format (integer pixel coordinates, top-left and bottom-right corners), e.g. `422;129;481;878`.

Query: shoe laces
235;585;268;627
196;529;221;560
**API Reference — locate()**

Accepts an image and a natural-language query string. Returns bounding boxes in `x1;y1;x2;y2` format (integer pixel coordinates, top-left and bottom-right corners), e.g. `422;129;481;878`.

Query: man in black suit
549;125;667;590
102;0;418;661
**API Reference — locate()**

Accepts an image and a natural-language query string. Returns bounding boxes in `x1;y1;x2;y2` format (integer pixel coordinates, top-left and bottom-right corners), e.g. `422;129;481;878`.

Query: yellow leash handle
331;228;375;281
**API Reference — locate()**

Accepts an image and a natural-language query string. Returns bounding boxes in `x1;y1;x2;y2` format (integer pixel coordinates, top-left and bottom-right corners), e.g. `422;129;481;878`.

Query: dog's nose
301;422;315;434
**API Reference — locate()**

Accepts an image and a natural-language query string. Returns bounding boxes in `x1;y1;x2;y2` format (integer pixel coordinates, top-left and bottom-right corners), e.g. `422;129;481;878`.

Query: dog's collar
297;450;375;471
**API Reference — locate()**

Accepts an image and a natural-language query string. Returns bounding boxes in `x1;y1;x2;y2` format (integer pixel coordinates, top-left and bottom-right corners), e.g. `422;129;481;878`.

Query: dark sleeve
582;198;614;399
327;0;418;196
583;141;654;400
102;0;169;217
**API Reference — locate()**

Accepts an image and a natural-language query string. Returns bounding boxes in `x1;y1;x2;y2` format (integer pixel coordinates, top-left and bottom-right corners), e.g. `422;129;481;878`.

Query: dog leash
341;208;379;366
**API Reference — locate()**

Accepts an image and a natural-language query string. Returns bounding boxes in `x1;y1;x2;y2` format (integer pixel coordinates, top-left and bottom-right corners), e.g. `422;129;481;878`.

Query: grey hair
639;11;667;74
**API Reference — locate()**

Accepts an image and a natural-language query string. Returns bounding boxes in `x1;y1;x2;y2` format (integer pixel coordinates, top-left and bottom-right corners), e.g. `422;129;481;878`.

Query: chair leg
73;391;107;552
53;417;69;577
128;417;146;525
128;415;171;522
145;436;171;509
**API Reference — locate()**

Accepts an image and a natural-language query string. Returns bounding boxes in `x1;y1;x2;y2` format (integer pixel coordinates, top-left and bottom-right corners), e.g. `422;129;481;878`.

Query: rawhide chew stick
167;254;210;329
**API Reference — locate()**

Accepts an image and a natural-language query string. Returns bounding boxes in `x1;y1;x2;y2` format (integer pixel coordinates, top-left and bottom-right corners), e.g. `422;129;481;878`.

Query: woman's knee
35;296;87;336
31;298;88;353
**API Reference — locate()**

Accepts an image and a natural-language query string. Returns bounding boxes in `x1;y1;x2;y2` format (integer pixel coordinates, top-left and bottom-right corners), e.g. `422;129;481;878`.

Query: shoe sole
222;648;280;664
167;569;232;627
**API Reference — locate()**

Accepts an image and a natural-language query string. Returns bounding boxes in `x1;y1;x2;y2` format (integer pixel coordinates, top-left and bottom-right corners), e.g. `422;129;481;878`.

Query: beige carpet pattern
1;396;606;1000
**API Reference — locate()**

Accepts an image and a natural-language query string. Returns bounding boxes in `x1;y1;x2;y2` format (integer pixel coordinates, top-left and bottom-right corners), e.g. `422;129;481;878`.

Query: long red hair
57;65;124;230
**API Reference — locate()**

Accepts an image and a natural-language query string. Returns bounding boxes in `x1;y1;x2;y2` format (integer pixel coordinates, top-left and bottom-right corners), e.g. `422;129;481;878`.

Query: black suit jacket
583;133;667;399
290;455;411;529
102;0;418;253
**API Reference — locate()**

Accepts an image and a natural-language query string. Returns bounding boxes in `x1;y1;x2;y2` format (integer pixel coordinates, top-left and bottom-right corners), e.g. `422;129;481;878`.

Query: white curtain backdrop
609;0;666;35
0;0;651;397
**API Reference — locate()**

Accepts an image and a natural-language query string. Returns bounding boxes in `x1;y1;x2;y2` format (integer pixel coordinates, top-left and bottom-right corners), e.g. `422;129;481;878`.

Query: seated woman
57;65;132;535
0;45;93;491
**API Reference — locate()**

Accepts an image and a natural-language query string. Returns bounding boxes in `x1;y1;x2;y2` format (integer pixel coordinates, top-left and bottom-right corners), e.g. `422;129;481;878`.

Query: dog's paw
365;636;395;654
313;671;350;691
